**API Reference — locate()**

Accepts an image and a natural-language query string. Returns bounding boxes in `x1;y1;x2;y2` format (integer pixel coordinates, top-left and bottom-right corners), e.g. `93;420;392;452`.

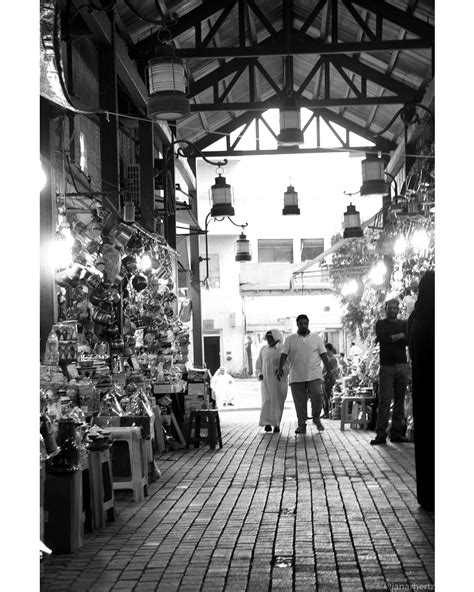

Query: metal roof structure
66;0;434;161
113;0;434;154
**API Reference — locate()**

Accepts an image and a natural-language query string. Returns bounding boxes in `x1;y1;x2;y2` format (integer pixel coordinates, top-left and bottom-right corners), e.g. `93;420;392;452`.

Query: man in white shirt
276;314;335;434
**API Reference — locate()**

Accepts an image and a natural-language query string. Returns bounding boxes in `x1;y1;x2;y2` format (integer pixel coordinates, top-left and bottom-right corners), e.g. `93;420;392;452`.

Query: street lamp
199;214;251;286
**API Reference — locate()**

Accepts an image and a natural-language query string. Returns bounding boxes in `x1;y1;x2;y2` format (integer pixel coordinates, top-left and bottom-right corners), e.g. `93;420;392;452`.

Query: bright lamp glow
39;161;48;191
140;253;152;272
341;279;359;296
369;260;387;285
393;234;408;255
411;229;430;251
49;232;74;270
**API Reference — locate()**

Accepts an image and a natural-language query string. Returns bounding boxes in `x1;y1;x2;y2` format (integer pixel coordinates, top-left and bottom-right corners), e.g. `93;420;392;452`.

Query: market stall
40;209;213;553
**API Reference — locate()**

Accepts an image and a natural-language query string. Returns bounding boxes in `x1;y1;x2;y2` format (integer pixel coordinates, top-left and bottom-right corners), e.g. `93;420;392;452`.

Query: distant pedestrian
244;335;254;376
211;367;235;407
407;271;434;511
322;343;339;418
256;329;288;433
370;298;410;445
338;352;350;376
276;314;335;434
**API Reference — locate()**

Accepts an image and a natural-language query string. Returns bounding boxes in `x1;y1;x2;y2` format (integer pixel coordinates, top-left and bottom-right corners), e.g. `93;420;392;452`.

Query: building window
208;254;220;288
300;238;324;261
258;239;293;263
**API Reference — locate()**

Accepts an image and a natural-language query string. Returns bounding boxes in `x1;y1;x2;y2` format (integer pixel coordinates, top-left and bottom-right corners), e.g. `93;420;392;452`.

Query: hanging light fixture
277;97;304;147
282;184;300;215
235;232;251;261
343;203;363;238
146;42;190;121
360;153;388;197
209;168;235;217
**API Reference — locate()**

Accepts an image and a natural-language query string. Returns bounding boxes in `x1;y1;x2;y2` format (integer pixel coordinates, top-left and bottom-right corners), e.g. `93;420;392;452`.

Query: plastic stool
88;447;115;529
186;410;223;450
107;427;148;502
340;397;375;430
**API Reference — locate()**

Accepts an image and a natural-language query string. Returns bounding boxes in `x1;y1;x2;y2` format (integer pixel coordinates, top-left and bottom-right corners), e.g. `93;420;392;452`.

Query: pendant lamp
146;45;190;121
210;171;235;217
282;184;300;215
235;232;251;261
277;98;304;146
343;204;363;238
360;154;388;197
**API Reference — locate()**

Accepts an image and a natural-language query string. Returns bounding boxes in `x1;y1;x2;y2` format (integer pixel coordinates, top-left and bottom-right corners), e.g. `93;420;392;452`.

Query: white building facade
193;153;371;375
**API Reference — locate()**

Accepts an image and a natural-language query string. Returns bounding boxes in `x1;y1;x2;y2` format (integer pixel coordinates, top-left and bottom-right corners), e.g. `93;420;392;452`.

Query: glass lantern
343;203;363;238
277;101;304;146
146;56;190;121
235;233;251;261
282;185;300;215
210;174;235;217
360;155;388;197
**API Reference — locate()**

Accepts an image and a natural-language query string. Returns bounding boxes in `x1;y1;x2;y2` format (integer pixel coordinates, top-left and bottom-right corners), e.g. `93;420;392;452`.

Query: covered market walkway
40;390;434;592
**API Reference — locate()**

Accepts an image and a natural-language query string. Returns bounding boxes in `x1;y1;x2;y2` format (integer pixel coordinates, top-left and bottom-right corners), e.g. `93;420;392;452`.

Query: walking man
276;314;335;434
371;298;410;445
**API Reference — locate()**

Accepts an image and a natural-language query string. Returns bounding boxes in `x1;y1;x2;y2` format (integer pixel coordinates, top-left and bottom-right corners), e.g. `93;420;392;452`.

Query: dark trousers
375;364;409;439
411;350;435;510
290;379;323;428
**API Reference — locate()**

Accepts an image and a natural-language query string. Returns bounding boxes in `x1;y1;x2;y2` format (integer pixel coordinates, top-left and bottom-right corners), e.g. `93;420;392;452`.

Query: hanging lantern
235;233;251;261
343;204;363;238
123;201;135;223
360;154;388;197
210;172;235;217
282;185;300;215
146;48;190;121
277;99;304;146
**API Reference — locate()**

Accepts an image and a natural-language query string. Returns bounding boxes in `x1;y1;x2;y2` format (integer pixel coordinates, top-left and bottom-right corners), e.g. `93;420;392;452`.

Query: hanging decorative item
282;184;300;215
343;204;363;238
146;23;190;121
209;168;235;217
235;232;252;262
360;153;388;197
277;96;304;146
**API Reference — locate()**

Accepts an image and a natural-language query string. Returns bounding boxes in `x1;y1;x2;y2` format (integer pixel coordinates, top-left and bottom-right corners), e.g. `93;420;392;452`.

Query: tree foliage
328;234;379;340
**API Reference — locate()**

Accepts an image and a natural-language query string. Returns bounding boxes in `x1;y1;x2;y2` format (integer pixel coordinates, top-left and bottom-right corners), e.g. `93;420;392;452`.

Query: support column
188;157;203;365
98;40;120;221
40;97;57;357
163;142;177;249
138;119;156;232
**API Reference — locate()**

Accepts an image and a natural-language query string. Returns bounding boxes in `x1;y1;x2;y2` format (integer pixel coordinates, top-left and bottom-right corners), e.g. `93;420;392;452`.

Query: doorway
204;336;221;375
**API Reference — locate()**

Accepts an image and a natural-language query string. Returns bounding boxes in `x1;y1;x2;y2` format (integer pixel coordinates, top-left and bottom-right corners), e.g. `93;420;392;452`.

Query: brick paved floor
40;405;434;592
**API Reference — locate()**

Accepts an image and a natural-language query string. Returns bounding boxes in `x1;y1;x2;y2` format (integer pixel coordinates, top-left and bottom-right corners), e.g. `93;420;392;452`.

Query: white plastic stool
340;397;375;431
107;427;148;502
88;447;115;528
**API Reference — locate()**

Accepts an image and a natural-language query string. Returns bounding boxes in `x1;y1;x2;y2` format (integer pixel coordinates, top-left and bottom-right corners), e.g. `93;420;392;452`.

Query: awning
293;208;383;276
176;205;203;233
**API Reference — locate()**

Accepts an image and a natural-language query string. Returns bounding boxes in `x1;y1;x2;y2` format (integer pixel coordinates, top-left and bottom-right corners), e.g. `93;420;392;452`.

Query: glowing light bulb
411;229;430;251
140;253;152;272
49;232;74;269
369;260;387;285
393;234;408;256
341;280;358;296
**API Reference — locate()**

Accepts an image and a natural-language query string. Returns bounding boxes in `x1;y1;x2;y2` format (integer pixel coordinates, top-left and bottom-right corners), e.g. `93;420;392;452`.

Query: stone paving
40;398;434;592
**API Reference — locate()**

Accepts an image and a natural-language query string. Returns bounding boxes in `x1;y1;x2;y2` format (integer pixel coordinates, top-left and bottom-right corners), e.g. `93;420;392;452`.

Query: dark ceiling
66;0;434;159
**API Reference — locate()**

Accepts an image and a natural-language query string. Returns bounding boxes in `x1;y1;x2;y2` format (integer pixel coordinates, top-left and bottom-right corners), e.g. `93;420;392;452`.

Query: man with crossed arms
276;314;336;434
